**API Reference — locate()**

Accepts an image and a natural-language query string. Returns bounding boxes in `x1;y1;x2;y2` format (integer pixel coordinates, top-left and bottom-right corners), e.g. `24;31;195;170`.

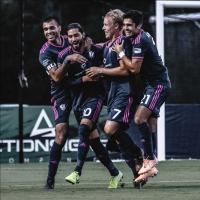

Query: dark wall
1;0;199;105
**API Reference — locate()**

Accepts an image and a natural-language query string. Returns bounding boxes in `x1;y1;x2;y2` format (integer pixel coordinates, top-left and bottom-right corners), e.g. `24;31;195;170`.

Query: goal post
156;1;200;161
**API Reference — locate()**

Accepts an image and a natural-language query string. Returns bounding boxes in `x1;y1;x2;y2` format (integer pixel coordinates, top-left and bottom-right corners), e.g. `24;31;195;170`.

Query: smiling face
67;28;84;50
123;18;142;37
102;16;118;40
43;19;61;43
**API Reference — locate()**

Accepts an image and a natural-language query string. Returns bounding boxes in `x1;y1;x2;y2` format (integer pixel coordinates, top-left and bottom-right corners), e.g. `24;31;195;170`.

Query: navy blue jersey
103;35;133;96
131;30;171;87
57;45;105;109
39;35;70;100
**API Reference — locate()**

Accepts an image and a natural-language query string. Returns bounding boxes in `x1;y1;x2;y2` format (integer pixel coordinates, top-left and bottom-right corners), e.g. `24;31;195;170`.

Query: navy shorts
51;96;72;125
74;97;103;124
140;84;170;117
107;95;133;124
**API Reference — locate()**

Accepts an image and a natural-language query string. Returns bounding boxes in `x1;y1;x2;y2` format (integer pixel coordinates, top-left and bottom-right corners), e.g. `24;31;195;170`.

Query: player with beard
39;17;97;189
57;23;123;189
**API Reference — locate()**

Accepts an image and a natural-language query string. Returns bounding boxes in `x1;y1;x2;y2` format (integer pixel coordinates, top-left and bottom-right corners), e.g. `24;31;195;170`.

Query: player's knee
134;115;147;125
104;125;114;135
55;125;67;145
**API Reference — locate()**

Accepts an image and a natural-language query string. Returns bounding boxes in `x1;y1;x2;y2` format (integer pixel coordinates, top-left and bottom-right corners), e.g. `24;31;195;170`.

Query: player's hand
112;40;124;54
82;75;96;82
86;67;103;78
65;54;88;64
84;36;93;50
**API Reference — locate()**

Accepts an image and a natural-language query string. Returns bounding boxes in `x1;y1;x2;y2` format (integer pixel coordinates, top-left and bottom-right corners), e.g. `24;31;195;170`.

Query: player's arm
85;62;129;78
67;75;95;86
112;40;143;74
55;53;88;82
39;52;69;82
49;61;69;82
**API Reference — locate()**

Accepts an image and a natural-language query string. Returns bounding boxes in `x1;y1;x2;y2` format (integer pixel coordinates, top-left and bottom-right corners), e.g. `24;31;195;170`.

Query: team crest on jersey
89;51;94;58
60;104;66;111
134;48;142;54
81;62;86;69
42;59;50;67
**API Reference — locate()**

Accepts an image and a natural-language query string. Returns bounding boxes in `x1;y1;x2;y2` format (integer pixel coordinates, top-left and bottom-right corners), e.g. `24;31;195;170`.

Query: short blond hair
104;9;124;29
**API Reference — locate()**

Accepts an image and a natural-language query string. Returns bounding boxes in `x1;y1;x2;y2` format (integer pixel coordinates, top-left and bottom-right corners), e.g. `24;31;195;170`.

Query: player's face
43;20;61;43
67;28;83;50
123;18;137;36
102;17;117;40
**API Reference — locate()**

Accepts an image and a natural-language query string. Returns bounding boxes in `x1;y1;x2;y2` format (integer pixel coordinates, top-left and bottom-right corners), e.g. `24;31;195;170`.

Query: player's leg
104;120;142;186
89;129;120;179
134;105;155;161
148;117;157;156
134;85;161;174
65;98;102;184
45;97;71;189
134;84;169;177
65;117;92;184
106;96;143;174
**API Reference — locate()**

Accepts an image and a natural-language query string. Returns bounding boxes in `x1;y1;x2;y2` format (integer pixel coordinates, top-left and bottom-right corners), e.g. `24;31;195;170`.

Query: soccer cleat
44;177;55;189
138;159;158;174
108;170;123;189
135;167;158;183
133;178;148;189
65;171;80;184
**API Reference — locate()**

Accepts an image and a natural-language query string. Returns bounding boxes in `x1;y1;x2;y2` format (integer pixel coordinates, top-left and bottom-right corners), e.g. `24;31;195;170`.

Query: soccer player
39;16;72;189
86;9;144;186
112;10;171;182
57;23;123;189
39;17;88;189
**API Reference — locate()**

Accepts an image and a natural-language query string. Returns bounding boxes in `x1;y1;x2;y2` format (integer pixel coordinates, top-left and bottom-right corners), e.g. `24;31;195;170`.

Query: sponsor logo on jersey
60;104;66;111
134;48;142;54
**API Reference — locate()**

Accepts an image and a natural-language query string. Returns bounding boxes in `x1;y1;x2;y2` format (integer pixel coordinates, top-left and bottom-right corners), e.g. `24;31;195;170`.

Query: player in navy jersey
112;10;171;182
57;23;123;189
39;17;91;189
39;16;72;189
86;9;144;187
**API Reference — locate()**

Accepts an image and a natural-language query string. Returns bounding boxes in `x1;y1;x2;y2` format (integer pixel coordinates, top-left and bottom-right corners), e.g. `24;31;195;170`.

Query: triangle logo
30;109;55;137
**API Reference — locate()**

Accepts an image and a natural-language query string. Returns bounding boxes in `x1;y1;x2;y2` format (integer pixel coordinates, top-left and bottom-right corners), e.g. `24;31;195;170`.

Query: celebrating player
39;16;72;189
57;23;123;189
112;10;171;182
86;9;144;187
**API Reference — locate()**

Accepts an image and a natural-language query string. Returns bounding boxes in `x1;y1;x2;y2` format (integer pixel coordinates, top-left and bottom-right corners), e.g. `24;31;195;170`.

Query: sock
138;122;154;160
75;124;90;175
48;142;62;179
152;132;157;156
90;137;119;176
112;130;142;176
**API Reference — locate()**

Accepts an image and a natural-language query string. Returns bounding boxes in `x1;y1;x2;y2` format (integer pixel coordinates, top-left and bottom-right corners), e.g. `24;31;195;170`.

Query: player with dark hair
39;17;91;189
86;9;144;187
112;10;171;182
57;23;123;189
39;16;71;189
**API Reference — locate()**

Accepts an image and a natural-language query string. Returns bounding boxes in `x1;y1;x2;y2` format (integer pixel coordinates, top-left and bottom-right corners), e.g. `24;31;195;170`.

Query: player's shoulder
91;44;103;52
61;34;69;44
39;42;50;55
58;46;72;58
140;31;154;43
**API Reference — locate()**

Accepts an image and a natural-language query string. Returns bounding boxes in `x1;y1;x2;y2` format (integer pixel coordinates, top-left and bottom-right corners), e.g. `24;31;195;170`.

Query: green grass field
1;160;200;200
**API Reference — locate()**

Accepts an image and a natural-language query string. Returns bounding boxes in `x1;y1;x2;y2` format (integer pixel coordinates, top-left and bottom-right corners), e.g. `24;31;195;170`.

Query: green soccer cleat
108;170;123;189
65;171;80;184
